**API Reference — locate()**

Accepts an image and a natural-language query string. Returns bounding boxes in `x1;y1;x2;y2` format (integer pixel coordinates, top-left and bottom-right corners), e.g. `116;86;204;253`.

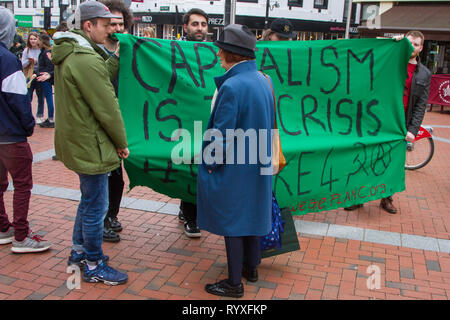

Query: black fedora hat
270;18;295;39
214;24;256;58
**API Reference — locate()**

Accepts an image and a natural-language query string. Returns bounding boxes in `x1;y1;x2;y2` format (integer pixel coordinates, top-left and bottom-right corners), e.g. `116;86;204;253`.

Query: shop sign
142;16;153;23
15;15;33;27
384;33;403;38
160;6;170;11
330;26;358;34
208;17;224;26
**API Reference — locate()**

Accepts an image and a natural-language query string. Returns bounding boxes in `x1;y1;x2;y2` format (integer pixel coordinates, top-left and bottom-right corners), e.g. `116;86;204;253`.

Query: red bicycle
405;126;434;170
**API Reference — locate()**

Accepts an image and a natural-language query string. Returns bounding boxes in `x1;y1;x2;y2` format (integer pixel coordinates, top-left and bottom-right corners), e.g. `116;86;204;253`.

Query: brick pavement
1;100;449;300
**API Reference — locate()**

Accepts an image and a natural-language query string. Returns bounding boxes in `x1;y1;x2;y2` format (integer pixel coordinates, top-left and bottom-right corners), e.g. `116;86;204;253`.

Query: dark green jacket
52;30;127;175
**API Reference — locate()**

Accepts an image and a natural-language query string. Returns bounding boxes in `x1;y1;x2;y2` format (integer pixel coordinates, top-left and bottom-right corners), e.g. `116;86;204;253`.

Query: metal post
230;0;236;25
224;0;236;26
265;0;270;29
345;0;353;39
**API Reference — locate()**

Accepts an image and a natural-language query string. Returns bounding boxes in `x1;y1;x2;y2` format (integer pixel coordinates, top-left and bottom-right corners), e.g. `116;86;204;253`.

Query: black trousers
180;200;197;223
224;236;261;286
104;165;124;227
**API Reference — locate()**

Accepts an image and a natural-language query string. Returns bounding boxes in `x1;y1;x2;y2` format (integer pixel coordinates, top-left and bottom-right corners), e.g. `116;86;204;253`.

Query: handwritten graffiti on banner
116;34;413;214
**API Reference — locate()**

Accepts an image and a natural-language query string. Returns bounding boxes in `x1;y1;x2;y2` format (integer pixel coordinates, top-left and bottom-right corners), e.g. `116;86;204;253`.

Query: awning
359;4;450;34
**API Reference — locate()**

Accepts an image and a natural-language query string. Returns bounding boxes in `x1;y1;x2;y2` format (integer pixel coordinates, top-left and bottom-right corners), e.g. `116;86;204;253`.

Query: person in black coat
35;33;55;128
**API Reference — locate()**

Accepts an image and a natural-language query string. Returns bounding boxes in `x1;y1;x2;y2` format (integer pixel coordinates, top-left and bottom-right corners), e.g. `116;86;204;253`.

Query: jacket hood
0;7;16;48
52;30;108;65
51;30;94;65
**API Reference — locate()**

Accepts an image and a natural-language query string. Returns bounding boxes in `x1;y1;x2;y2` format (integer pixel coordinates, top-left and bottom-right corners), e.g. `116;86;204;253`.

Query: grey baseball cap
214;24;256;58
78;1;121;20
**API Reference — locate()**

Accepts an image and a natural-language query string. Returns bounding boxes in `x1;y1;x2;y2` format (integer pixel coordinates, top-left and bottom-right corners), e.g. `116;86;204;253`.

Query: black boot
109;217;122;232
103;227;120;242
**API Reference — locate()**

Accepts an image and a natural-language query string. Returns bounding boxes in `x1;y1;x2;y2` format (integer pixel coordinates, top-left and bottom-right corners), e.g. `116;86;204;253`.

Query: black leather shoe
110;218;122;232
242;267;258;282
205;279;244;298
184;221;201;238
103;228;120;242
344;204;363;211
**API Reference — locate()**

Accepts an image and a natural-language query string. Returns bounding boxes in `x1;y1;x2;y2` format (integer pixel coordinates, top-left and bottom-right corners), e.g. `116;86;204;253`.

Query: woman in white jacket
21;32;44;124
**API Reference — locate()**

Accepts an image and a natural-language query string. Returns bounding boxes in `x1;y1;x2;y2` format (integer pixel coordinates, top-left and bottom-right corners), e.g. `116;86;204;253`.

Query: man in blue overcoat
196;24;275;298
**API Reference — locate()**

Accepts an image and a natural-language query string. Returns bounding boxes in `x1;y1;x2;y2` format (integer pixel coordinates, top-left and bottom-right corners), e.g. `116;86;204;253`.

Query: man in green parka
52;1;129;286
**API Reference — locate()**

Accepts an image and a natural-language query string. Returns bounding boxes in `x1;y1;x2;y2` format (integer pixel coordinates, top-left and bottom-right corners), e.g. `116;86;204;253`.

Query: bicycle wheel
405;137;434;170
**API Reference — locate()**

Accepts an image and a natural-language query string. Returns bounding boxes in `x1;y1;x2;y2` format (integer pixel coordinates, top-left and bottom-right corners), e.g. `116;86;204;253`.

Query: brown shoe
344;204;363;211
380;197;397;214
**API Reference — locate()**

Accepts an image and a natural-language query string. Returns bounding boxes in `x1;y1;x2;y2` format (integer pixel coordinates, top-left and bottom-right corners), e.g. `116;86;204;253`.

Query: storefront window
288;0;302;7
314;0;328;10
424;41;450;74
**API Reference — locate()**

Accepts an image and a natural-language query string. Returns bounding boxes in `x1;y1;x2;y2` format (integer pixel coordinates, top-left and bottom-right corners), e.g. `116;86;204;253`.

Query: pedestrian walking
52;1;129;285
0;7;52;254
197;24;274;298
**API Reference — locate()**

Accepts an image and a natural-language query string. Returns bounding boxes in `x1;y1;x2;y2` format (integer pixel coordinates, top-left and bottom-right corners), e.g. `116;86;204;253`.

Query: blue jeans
27;79;44;117
73;173;109;262
41;81;54;120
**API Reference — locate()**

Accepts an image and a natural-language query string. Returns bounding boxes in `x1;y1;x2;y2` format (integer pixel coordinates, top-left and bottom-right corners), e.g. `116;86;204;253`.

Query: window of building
17;0;22;8
25;0;29;8
33;0;36;8
314;0;328;10
288;0;303;7
50;0;53;7
0;1;14;9
71;0;76;6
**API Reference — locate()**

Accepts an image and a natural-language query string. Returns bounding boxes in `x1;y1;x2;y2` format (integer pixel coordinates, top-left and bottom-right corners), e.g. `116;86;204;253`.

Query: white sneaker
0;226;14;245
35;117;43;124
11;231;51;253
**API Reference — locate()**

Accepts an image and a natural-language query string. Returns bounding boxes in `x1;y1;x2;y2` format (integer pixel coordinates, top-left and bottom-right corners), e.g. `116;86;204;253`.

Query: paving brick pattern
1;101;449;300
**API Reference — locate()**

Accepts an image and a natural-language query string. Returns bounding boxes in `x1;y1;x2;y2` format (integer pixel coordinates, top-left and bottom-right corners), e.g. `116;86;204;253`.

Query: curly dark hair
100;0;134;29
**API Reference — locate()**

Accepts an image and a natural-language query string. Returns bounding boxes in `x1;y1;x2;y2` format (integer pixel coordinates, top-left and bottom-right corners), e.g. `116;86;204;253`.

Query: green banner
116;34;412;215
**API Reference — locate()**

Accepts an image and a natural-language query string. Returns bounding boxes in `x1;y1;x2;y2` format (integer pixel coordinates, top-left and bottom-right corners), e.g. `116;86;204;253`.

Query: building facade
355;0;450;74
131;0;361;40
4;0;361;40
